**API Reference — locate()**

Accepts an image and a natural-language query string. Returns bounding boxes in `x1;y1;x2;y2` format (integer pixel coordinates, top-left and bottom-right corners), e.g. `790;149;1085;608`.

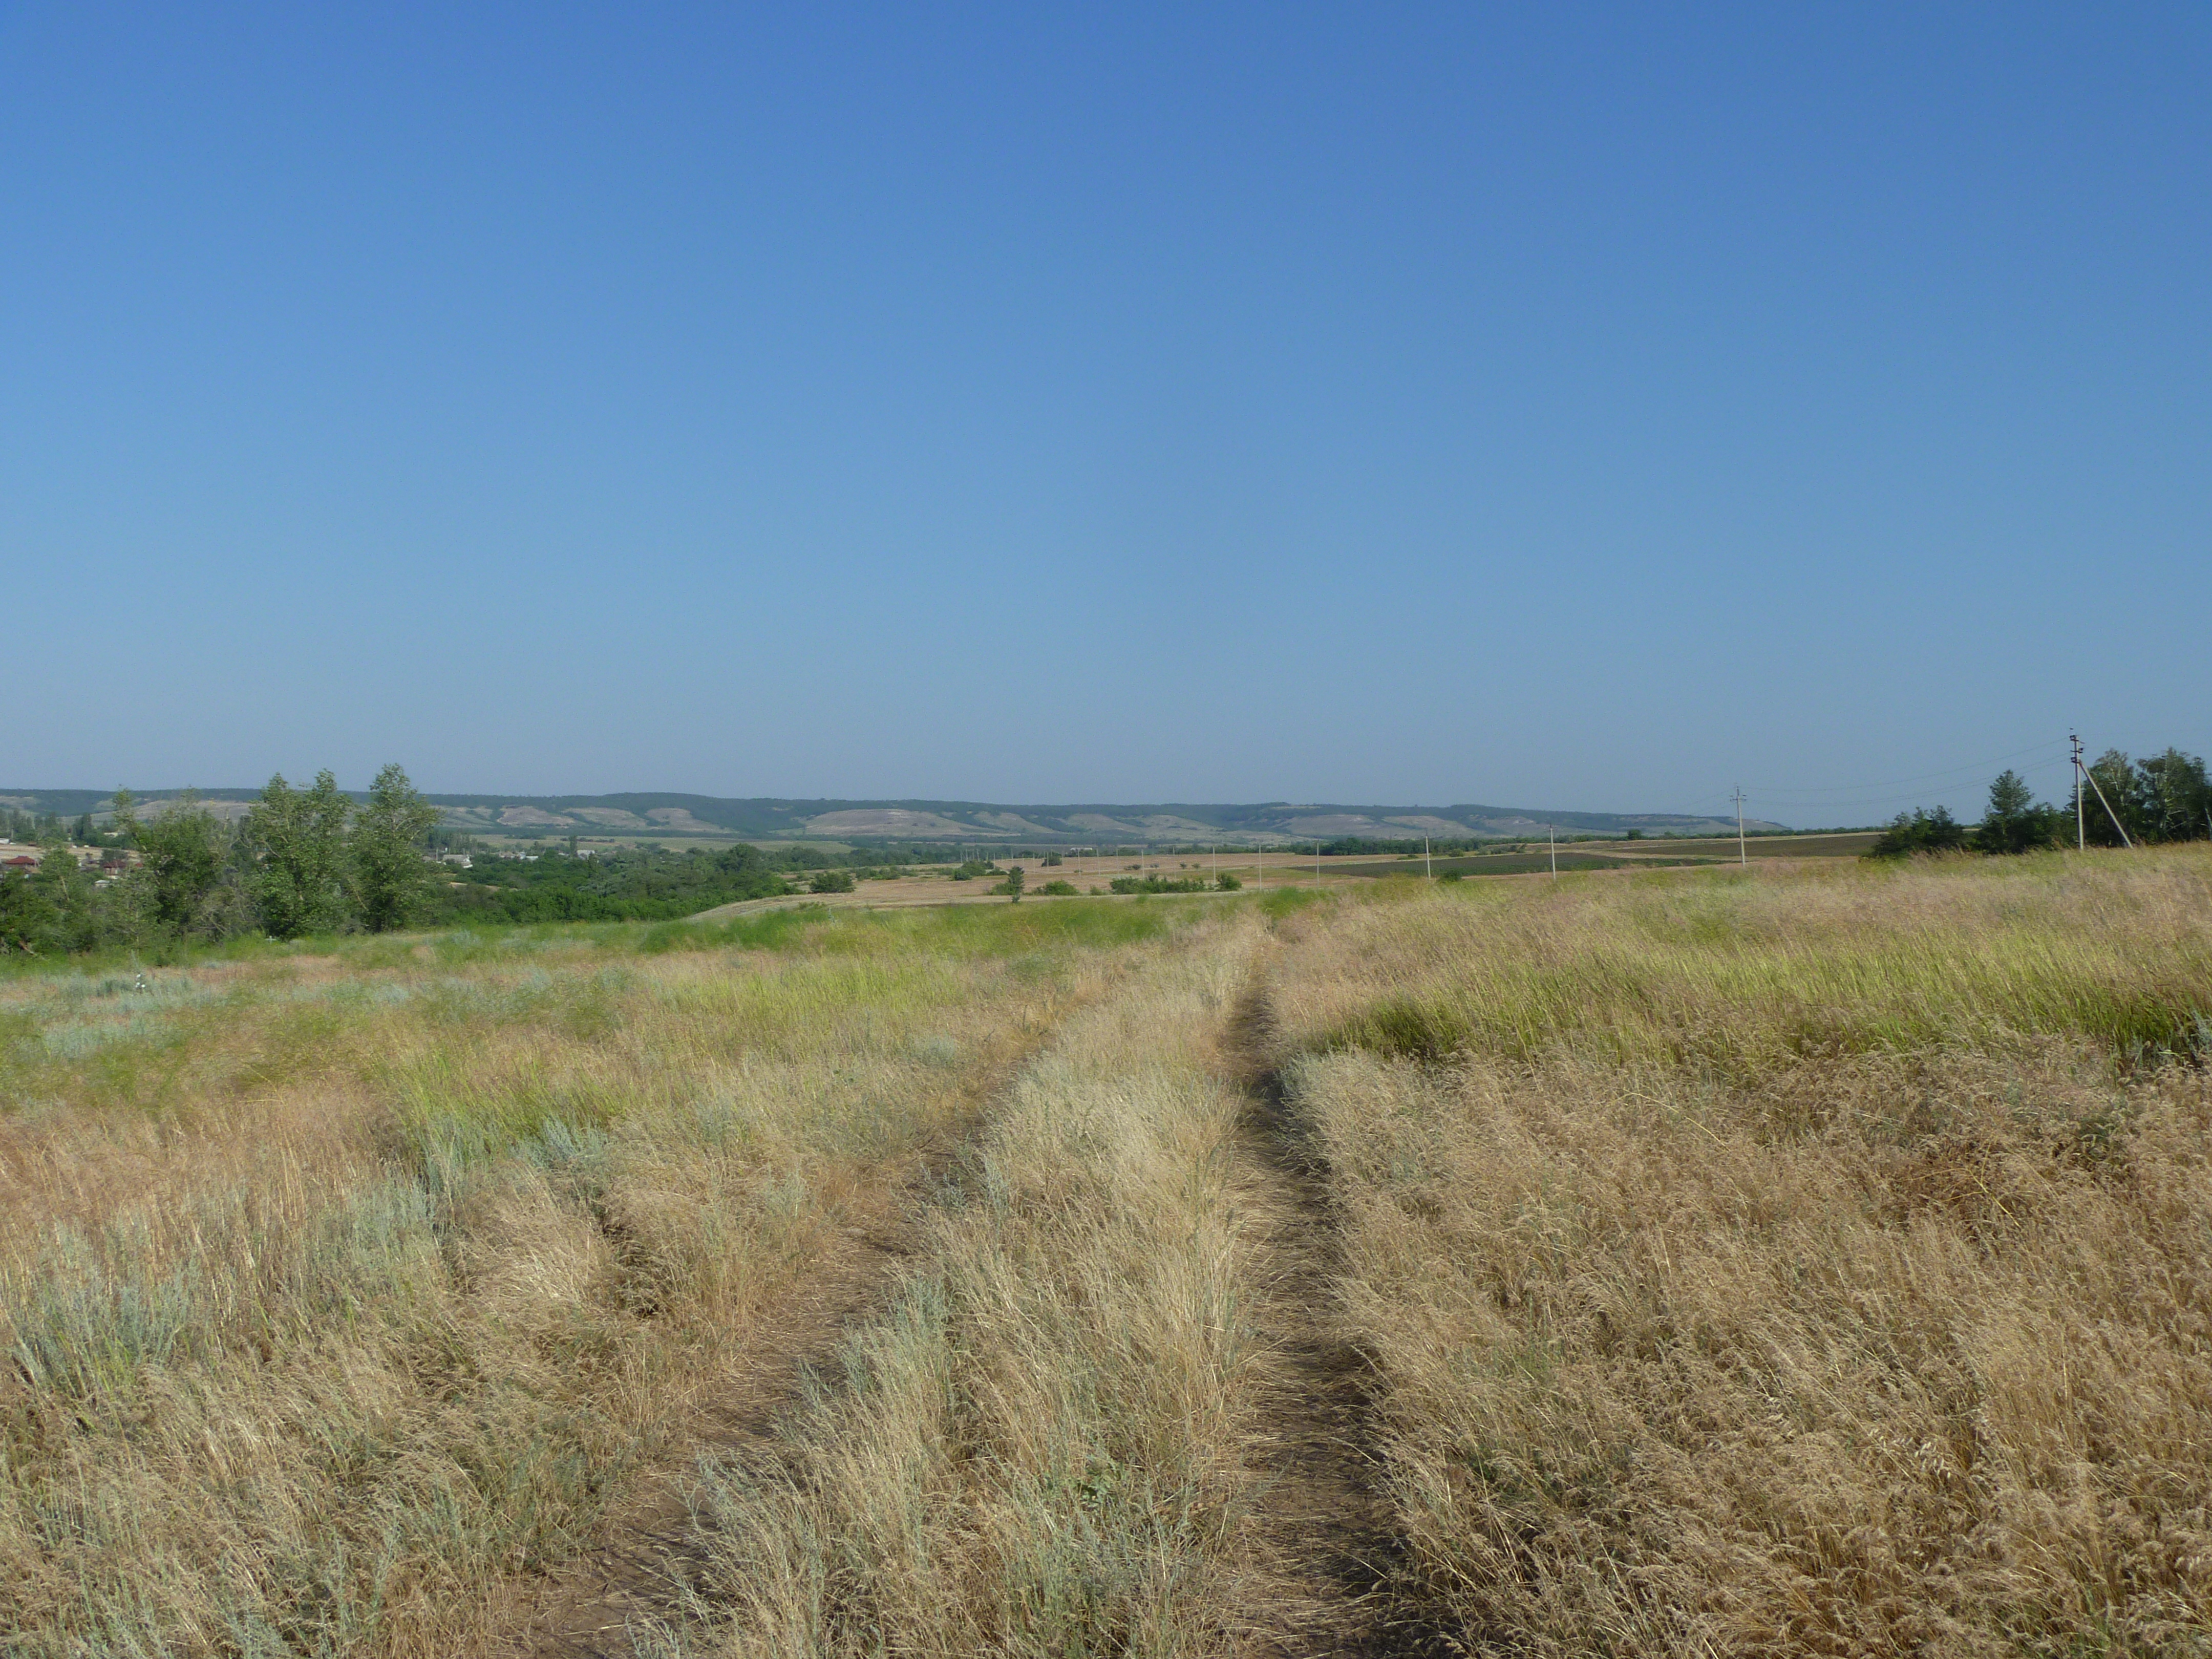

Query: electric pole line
2072;732;2086;850
1548;822;1558;882
1731;785;1748;867
1424;836;1432;883
2073;732;2135;848
1315;840;1322;888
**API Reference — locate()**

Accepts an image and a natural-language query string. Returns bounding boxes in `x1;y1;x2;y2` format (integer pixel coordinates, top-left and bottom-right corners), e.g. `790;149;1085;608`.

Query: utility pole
2074;734;2135;848
1548;822;1558;882
2072;732;2086;851
1256;843;1263;890
1731;785;1748;867
1315;839;1322;887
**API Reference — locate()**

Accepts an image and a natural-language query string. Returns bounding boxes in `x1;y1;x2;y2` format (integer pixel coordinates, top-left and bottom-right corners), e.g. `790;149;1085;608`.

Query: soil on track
1224;977;1410;1659
504;1175;938;1658
501;979;1103;1658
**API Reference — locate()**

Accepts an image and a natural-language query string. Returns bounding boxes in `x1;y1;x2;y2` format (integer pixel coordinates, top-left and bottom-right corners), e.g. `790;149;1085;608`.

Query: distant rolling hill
1;789;1791;843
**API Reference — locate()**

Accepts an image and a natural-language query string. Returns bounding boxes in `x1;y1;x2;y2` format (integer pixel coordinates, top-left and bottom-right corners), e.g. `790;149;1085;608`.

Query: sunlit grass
1270;846;2212;1657
0;895;1218;1655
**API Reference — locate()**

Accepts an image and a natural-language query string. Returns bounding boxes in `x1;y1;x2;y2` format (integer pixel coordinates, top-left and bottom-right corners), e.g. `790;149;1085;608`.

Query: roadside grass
1268;847;2212;1656
0;900;1204;1656
654;911;1296;1659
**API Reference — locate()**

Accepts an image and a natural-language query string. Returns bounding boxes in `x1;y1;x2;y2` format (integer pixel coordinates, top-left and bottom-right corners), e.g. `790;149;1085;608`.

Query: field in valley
5;850;2209;1655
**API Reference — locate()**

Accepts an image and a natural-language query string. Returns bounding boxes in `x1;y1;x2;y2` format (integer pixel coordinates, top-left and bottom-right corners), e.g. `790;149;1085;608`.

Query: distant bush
1868;806;1969;859
1110;875;1210;894
1214;873;1242;891
1037;880;1078;896
810;869;856;894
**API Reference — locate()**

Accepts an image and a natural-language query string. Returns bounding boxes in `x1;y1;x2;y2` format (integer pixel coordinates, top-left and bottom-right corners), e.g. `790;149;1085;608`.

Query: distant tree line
430;842;795;923
1870;749;2212;859
0;766;442;956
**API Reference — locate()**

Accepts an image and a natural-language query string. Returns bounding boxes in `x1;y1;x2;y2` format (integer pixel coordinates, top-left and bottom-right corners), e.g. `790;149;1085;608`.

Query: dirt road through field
1221;973;1403;1658
501;971;1113;1658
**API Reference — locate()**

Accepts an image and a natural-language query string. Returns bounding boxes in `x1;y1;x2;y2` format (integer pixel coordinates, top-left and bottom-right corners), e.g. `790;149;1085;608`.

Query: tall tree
245;770;353;938
1972;770;2058;855
351;764;440;933
0;863;60;953
2083;751;2144;847
2137;748;2211;843
132;791;228;933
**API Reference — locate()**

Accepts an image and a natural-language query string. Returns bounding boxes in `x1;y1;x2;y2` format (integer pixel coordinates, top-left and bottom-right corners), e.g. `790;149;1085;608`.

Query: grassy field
1267;850;2212;1655
6;853;2208;1656
1326;852;1711;878
1586;831;1883;859
0;899;1213;1655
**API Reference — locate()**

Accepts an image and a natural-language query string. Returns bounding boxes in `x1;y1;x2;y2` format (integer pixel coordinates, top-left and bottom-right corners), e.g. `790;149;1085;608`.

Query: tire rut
503;1159;942;1658
501;974;1112;1659
1224;974;1424;1659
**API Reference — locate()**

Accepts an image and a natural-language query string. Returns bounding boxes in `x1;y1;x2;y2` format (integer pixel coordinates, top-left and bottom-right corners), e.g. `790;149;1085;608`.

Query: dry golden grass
13;855;2208;1656
0;905;1187;1656
1269;850;2212;1656
657;911;1303;1658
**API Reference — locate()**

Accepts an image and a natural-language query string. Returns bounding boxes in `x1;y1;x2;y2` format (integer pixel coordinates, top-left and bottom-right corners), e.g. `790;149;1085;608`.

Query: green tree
2137;748;2211;842
1972;770;2058;855
2081;751;2145;847
0;863;61;953
132;792;229;933
1004;863;1025;903
245;770;353;938
350;764;440;932
1868;805;1970;859
37;843;97;952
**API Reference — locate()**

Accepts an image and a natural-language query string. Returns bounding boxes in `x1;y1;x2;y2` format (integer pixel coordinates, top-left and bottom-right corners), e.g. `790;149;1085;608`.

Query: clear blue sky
5;5;2205;825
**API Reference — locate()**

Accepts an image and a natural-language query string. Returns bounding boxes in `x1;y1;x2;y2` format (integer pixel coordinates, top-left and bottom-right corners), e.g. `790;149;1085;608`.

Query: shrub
810;869;856;894
1867;805;1969;858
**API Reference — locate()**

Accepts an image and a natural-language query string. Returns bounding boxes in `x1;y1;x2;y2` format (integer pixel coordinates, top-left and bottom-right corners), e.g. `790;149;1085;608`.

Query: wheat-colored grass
0;904;1189;1656
655;911;1299;1658
1270;850;2212;1656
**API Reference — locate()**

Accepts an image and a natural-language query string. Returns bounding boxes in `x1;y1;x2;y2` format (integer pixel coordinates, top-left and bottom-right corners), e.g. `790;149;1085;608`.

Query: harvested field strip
1268;849;2212;1656
653;911;1364;1658
0;902;1195;1657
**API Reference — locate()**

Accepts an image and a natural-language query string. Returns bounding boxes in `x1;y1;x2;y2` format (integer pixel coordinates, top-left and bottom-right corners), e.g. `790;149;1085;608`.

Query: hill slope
0;789;1789;842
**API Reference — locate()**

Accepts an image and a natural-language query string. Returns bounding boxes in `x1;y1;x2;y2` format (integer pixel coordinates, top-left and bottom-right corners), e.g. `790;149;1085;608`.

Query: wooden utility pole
1731;786;1748;866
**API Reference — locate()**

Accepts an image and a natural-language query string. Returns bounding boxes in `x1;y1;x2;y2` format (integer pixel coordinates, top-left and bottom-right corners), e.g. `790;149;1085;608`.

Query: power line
1736;739;2071;798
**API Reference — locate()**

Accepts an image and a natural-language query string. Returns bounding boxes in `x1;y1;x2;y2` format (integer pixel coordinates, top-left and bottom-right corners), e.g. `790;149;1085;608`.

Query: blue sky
4;5;2205;825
